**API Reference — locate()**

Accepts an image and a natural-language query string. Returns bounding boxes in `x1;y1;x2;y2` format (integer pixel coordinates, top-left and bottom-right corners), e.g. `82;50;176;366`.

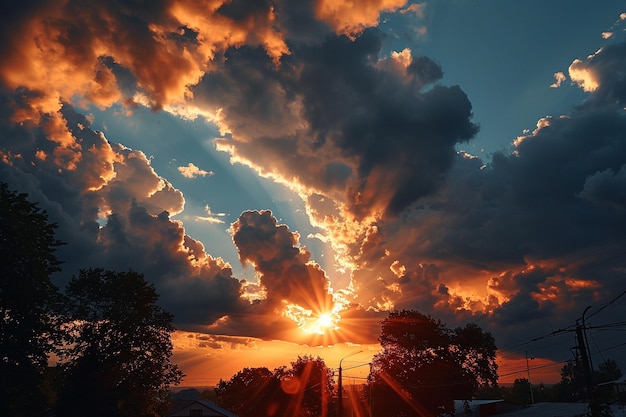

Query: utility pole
577;306;599;417
525;351;535;404
337;350;363;417
337;365;343;417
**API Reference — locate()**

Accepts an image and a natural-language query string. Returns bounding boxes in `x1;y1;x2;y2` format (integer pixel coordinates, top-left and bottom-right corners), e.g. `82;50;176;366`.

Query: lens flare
283;304;341;335
317;313;334;329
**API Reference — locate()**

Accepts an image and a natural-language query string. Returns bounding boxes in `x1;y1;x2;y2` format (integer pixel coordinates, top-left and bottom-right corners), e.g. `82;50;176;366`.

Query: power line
494;297;626;385
587;289;626;320
498;359;571;379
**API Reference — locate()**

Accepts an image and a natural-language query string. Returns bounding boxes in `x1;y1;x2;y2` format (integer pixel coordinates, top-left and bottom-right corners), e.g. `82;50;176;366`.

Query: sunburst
283;304;340;335
305;311;339;334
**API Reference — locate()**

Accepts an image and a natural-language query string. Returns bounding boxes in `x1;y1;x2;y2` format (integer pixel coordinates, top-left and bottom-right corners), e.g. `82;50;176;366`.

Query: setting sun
283;303;341;335
317;313;334;329
304;312;339;335
3;2;626;411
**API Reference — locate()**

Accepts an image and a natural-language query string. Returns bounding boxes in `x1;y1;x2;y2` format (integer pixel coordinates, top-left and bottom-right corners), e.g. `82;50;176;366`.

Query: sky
1;0;626;387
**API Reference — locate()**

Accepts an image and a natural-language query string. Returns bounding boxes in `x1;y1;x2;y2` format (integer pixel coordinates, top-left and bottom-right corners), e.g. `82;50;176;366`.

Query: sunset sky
1;0;626;387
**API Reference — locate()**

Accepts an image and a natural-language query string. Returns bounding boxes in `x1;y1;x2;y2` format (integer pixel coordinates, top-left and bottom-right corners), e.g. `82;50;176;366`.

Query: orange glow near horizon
496;354;562;385
172;331;378;387
172;331;563;389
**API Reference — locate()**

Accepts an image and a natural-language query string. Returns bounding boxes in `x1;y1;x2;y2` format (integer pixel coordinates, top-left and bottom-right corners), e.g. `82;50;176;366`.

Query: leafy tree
199;388;218;402
0;182;64;416
281;355;335;417
553;358;622;404
553;360;585;402
504;378;533;405
56;268;183;417
597;359;622;384
594;358;622;408
216;367;281;417
474;384;503;400
368;310;498;417
215;355;334;417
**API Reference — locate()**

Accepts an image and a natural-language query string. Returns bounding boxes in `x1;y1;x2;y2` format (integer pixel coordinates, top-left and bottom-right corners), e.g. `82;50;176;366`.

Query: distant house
165;400;239;417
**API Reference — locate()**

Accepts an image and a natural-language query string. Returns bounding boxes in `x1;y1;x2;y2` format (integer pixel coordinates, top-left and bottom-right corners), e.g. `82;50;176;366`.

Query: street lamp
526;351;535;404
337;350;363;417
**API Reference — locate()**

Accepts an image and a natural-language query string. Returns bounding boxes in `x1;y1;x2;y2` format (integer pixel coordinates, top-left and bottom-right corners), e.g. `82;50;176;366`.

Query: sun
306;312;339;335
317;313;334;328
283;304;340;335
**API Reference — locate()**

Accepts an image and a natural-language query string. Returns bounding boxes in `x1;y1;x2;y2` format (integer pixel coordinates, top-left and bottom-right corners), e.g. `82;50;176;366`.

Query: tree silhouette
281;355;335;417
56;268;183;417
554;358;622;405
215;355;334;417
368;310;498;417
0;182;64;417
216;367;281;417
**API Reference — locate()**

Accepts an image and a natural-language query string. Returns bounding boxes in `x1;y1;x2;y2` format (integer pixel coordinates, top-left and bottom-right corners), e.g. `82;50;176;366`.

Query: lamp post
525;351;535;404
337;350;363;417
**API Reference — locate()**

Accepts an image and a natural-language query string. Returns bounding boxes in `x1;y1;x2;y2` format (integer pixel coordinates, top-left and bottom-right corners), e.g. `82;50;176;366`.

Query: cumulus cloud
195;205;226;224
0;99;251;330
334;39;626;353
313;0;407;38
569;42;626;108
231;211;338;323
569;58;600;92
178;162;214;178
0;0;422;348
201;30;477;222
550;71;567;88
2;0;626;376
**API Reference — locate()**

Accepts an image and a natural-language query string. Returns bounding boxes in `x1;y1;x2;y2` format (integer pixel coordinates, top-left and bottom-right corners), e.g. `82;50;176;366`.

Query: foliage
282;355;335;417
0;182;64;416
553;358;622;404
56;268;183;417
478;380;551;405
553;359;586;402
504;378;533;405
598;359;622;383
368;310;498;417
216;367;281;417
215;355;334;417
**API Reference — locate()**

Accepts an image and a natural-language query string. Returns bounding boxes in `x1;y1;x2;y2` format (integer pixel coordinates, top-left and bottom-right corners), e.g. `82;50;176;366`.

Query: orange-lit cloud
569;57;600;92
550;71;567;88
2;0;626;389
314;0;408;38
0;0;297;124
178;162;214;179
230;210;344;334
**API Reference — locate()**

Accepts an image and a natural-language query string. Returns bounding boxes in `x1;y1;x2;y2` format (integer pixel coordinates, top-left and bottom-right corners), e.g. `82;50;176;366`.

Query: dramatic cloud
2;0;626;381
337;40;626;352
0;100;251;329
313;0;408;37
230;210;351;337
0;0;414;347
570;42;626;108
201;29;477;222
